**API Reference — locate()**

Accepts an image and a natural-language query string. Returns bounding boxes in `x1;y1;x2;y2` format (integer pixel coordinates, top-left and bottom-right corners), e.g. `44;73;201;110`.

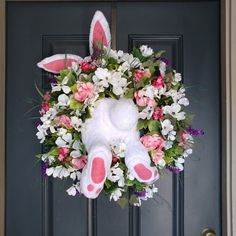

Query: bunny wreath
36;11;204;207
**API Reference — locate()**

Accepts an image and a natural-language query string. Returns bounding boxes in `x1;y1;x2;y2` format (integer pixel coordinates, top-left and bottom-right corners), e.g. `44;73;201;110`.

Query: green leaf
132;47;143;60
69;98;83;110
71;84;77;93
155;50;166;58
48;147;59;156
73;132;80;140
124;88;135;99
137;119;148;130
117;197;128;208
147;119;161;132
129;195;139;205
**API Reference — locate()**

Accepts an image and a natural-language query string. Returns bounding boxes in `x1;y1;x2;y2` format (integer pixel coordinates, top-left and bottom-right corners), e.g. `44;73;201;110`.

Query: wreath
36;11;203;207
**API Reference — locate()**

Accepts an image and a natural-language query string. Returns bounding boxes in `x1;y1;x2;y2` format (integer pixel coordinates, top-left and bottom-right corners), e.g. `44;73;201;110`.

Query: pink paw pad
134;163;152;180
87;184;94;192
91;157;106;184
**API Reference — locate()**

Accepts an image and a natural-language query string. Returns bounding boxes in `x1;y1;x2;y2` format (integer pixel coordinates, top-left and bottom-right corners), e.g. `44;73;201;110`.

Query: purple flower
166;164;182;174
131;188;146;197
160;57;171;66
186;127;205;136
41;161;49;177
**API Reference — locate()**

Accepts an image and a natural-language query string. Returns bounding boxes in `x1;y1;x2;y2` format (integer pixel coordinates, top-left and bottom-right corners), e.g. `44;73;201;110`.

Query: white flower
159;61;166;77
66;182;81;196
107;163;125;187
167;130;176;141
109;71;128;96
66;185;77;196
140;45;153;57
145;185;158;199
138;106;154;120
118;61;130;73
36;125;47;143
55;133;73;147
41;154;55;164
163;103;185;121
57;128;67;136
71;116;83;131
70;150;81;158
57;94;69;107
164;140;173;150
92;68;111;92
161;119;174;136
118;53;141;68
178;97;189;106
46;166;70;179
175;157;185;171
110;139;126;158
183;148;193;158
174;72;182;82
51;76;71;94
157;158;166;168
107;48;119;60
110;188;123;201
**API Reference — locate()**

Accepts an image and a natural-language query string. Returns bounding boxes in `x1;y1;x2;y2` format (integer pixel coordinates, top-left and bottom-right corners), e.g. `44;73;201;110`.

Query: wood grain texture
0;1;5;236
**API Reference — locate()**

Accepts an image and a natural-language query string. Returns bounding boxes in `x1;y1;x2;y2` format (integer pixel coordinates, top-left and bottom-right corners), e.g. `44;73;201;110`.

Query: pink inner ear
93;21;108;47
44;58;77;72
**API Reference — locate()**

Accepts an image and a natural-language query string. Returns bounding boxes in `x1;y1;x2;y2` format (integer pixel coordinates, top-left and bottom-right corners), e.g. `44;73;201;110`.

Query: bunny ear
37;54;82;74
89;11;111;55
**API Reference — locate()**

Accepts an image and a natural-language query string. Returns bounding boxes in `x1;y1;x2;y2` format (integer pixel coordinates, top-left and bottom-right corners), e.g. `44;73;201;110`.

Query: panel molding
129;34;184;236
0;1;5;236
221;0;236;235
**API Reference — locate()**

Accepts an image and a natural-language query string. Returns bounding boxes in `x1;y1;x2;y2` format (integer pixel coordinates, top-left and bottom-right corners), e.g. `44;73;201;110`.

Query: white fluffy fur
80;98;159;198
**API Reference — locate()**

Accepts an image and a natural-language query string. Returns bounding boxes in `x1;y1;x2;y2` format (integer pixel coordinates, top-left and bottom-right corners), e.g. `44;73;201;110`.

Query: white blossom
161;119;174;136
110;188;123;201
51;76;71;94
55;133;73;147
159;61;166;77
174;157;185;171
92;68;111;92
140;45;153;57
57;94;69;107
163;103;185;121
109;71;128;96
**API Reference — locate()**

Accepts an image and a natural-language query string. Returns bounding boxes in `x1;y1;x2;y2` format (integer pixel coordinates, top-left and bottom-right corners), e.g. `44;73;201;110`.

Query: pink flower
81;62;96;73
179;131;187;147
151;149;165;166
152;76;164;88
74;82;94;102
71;155;87;170
58;147;69;161
152;107;164;120
140;134;165;150
43;91;51;102
39;91;51;115
134;69;151;82
56;115;72;129
134;91;156;107
112;154;120;164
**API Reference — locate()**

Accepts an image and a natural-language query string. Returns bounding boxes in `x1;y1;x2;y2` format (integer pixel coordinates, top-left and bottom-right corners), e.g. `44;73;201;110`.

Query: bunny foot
80;145;112;199
125;141;159;184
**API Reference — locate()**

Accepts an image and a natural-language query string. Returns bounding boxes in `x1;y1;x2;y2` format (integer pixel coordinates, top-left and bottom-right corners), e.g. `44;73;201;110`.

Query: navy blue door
6;1;220;236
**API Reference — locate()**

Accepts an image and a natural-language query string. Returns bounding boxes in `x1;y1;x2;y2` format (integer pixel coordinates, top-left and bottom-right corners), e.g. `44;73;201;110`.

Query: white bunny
38;11;159;199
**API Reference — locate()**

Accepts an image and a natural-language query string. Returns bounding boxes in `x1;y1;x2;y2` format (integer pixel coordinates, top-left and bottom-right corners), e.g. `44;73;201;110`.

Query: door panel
6;2;220;236
117;2;220;236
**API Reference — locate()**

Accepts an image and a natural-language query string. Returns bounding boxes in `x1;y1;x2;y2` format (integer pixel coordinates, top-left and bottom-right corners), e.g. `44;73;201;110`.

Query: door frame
0;1;235;236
